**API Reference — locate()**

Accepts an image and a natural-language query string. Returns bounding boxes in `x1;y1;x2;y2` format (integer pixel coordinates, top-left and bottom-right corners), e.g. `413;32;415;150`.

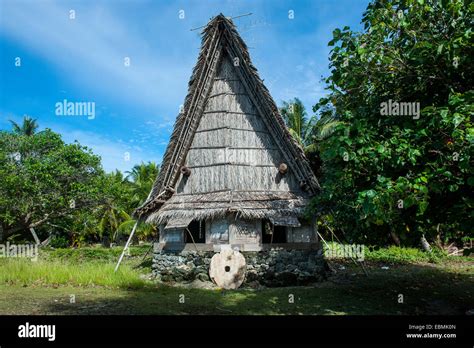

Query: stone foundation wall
152;248;327;287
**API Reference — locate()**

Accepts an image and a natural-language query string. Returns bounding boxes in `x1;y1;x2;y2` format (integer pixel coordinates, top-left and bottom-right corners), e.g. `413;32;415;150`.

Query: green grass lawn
0;245;472;315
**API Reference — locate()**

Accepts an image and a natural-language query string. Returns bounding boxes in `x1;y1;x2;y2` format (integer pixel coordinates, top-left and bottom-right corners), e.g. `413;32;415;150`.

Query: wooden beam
29;228;40;245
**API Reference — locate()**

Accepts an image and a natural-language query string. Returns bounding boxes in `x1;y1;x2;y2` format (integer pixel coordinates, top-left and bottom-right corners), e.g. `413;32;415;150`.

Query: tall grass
364;245;446;263
0;258;147;289
323;242;470;264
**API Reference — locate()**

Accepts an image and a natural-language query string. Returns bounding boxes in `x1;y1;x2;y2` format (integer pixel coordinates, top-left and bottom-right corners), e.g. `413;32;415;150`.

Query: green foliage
311;0;473;246
60;162;158;246
364;245;448;264
280;98;323;174
280;98;317;149
0;258;146;289
0;118;159;246
0;245;151;288
126;162;159;208
323;242;471;264
49;235;70;249
0;128;104;241
42;245;150;263
9;116;38;136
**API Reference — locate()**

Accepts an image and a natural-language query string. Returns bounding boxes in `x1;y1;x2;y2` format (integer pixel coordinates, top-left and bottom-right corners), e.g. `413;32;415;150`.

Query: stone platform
152;247;327;287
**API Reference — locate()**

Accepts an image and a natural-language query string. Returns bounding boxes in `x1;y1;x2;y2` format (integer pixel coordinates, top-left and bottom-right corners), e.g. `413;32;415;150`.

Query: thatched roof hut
135;14;319;251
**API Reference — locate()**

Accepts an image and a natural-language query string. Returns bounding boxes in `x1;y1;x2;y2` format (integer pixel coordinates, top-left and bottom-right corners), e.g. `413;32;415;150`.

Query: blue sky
0;0;368;173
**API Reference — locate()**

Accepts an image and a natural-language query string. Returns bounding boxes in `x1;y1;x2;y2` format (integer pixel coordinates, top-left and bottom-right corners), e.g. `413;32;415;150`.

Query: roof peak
206;13;233;28
134;12;319;218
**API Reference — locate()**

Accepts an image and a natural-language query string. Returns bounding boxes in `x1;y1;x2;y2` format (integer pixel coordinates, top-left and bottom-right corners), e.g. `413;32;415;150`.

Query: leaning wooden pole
114;221;139;273
114;188;166;273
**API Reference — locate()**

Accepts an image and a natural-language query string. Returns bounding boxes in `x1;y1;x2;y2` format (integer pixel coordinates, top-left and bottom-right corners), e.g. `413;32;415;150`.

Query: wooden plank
230;219;261;244
188;162;276;169
160;230;184;243
195;126;269;134
29;228;40;245
269;216;301;227
164;216;194;230
207;218;229;244
154;242;319;252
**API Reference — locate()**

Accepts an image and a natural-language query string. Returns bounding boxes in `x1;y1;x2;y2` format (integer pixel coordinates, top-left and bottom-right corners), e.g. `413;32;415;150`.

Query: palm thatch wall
135;14;319;231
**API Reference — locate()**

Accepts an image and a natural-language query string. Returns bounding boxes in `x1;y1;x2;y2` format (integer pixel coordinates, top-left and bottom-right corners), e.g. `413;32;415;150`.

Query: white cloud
28;119;163;173
0;0;193;110
58;127;162;173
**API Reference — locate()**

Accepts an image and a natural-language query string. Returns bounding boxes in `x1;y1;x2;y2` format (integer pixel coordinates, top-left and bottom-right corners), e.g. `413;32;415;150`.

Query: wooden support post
115;189;166;273
316;230;337;273
114;221;138;273
29;228;40;245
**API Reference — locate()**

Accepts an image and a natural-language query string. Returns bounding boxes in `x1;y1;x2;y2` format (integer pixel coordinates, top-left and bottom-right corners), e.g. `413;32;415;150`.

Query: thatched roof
148;190;309;225
135;14;319;223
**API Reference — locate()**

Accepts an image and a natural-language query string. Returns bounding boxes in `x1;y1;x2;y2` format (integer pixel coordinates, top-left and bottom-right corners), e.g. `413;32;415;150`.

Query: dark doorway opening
185;220;205;243
262;220;287;243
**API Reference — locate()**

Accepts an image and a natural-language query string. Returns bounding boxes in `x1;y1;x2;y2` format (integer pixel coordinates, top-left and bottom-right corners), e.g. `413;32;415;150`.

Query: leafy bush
364;246;447;264
322;241;473;264
49;235;70;249
42;245;150;263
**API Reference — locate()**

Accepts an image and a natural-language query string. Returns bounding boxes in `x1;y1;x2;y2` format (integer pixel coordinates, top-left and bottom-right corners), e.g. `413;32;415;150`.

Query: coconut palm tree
312;99;347;141
126;161;159;183
98;201;131;244
279;98;316;150
92;164;160;245
9;116;39;136
314;115;345;141
126;162;159;208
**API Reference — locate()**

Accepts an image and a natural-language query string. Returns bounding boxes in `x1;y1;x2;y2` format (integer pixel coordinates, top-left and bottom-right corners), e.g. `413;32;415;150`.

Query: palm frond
317;120;346;140
9;116;38;136
117;219;137;234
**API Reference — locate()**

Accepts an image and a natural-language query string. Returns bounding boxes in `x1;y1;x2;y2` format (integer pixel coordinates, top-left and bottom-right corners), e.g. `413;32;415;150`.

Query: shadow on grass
24;262;474;315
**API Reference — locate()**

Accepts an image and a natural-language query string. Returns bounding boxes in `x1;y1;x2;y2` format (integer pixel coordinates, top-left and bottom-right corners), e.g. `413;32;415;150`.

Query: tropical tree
0;128;105;242
0;117;161;245
313;103;346;141
311;0;473;247
97;201;131;244
280;98;317;149
9;116;39;136
90;171;130;245
126;161;159;208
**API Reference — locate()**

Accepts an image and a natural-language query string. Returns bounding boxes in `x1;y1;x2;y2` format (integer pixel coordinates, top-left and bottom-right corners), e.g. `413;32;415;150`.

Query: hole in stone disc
225;266;231;272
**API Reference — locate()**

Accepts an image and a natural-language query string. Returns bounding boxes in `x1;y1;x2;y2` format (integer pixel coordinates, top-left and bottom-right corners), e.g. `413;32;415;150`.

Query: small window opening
185;220;205;243
262;220;287;243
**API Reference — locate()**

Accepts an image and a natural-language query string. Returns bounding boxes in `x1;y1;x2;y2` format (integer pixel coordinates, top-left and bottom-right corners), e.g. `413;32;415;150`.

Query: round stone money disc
209;249;246;289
